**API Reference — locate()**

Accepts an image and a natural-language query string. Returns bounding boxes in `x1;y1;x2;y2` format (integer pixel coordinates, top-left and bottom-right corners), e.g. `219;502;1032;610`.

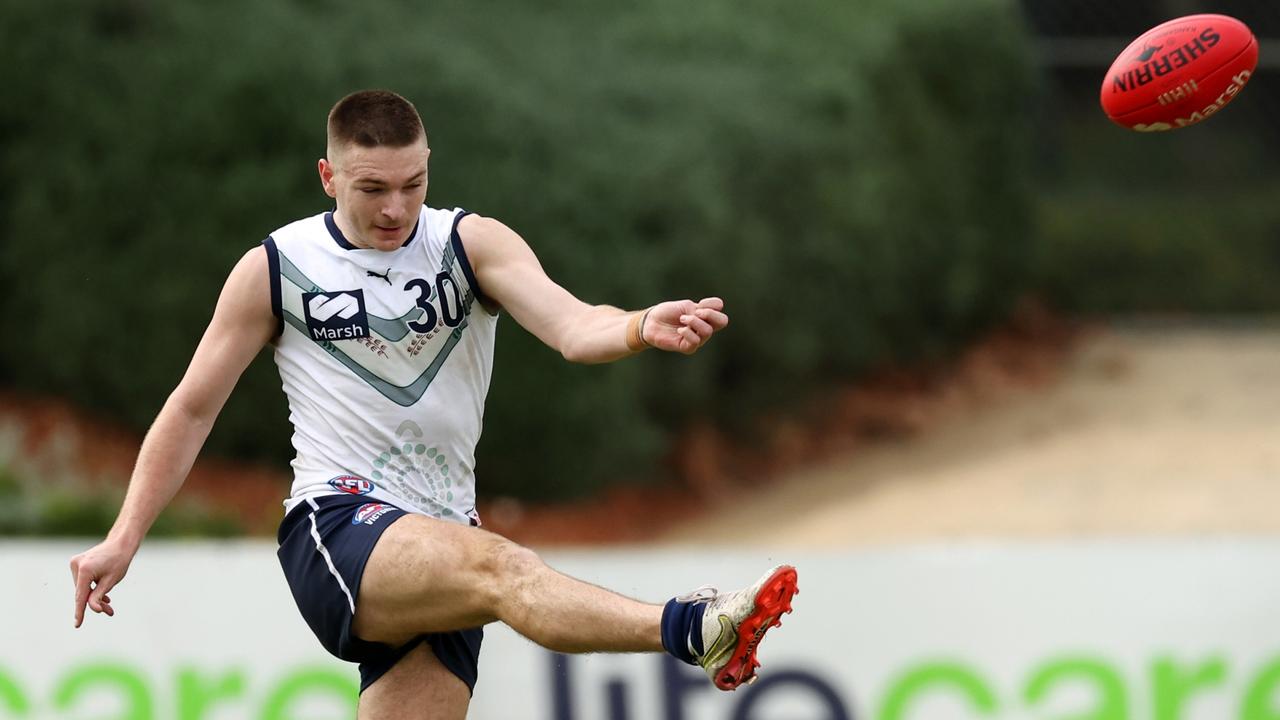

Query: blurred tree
0;0;1037;501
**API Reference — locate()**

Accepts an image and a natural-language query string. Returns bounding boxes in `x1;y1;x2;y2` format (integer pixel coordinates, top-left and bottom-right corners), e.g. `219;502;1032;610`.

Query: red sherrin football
1101;14;1259;132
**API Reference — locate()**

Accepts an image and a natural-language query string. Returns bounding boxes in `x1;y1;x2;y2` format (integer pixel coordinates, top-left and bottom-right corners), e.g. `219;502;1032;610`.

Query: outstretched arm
458;215;728;363
69;246;276;627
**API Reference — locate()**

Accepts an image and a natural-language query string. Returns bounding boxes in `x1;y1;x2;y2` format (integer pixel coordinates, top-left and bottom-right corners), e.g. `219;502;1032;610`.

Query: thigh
358;642;470;720
353;513;509;646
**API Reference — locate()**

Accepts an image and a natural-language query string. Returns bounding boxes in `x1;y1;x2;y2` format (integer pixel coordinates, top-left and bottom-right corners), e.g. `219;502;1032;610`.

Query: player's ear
318;158;337;199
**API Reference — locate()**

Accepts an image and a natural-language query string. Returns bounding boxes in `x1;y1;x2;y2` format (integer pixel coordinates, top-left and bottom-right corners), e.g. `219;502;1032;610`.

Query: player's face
320;137;430;252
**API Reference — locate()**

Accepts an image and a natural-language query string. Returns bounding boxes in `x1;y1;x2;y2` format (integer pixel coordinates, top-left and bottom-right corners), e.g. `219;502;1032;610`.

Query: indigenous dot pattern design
369;442;462;521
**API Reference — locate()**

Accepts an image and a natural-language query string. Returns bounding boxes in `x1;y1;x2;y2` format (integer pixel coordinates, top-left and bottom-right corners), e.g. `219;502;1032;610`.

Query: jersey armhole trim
450;210;498;316
262;236;284;338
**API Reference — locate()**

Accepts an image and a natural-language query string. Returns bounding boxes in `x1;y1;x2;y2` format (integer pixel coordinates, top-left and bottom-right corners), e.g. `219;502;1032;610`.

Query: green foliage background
1;0;1039;502
1030;96;1280;313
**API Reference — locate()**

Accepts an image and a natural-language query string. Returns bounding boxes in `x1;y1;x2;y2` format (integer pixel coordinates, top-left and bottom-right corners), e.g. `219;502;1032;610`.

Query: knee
482;539;544;589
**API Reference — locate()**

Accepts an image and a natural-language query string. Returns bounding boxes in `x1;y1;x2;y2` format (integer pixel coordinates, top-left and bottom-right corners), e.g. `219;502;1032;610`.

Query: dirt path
6;322;1278;544
661;322;1280;546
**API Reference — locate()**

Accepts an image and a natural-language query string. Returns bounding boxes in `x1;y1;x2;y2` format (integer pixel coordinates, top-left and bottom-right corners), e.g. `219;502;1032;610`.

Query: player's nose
381;202;405;222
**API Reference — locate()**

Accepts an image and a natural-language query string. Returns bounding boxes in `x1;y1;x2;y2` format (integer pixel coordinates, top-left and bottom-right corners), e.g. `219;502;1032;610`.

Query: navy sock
660;598;707;665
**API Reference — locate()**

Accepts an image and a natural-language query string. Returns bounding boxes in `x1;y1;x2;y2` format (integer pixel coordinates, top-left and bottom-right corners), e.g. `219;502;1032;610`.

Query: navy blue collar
325;211;420;251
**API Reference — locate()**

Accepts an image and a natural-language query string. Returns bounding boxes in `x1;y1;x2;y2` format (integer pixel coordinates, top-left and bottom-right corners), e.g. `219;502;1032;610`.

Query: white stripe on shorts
307;497;356;614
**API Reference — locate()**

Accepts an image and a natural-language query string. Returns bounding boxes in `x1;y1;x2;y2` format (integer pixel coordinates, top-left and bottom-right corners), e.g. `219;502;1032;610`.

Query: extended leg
352;514;663;653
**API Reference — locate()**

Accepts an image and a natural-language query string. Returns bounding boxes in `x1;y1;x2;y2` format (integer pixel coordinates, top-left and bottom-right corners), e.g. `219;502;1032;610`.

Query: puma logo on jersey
303;290;369;341
367;268;392;285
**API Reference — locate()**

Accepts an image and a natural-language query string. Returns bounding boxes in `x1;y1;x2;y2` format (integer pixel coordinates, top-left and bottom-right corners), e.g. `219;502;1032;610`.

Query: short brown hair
326;90;425;150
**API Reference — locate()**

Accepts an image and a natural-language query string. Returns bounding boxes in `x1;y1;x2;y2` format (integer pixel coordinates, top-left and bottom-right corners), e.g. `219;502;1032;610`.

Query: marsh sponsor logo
1134;70;1253;131
303;290;369;341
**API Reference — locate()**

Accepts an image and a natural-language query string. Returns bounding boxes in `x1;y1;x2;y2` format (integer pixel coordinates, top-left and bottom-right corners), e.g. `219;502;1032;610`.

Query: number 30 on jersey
404;273;465;333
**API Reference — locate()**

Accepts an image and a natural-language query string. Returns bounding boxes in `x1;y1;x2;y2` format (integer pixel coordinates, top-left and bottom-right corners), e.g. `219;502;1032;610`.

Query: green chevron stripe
282;311;469;407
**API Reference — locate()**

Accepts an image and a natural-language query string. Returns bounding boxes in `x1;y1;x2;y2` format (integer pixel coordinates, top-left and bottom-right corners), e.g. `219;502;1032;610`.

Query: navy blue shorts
276;494;484;694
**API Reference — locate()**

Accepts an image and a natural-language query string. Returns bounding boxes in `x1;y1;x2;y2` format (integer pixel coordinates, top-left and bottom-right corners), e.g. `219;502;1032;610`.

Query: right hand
69;539;135;628
642;297;729;355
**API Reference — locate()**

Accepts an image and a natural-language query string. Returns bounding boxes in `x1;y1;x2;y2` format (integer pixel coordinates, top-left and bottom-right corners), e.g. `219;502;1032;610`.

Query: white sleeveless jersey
263;206;496;525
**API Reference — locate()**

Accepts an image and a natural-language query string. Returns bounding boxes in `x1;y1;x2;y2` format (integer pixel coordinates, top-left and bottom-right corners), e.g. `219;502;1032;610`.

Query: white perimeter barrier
2;539;1279;719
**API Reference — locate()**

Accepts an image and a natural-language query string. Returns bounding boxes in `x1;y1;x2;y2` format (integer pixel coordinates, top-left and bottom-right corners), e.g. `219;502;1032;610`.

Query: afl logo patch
329;475;374;495
352;503;395;526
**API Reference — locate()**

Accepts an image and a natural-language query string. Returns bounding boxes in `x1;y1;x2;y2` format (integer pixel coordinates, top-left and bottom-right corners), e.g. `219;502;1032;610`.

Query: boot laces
676;585;718;603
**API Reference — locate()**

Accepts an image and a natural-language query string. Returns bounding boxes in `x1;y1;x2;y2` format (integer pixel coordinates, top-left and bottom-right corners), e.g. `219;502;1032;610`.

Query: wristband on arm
626;307;653;352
